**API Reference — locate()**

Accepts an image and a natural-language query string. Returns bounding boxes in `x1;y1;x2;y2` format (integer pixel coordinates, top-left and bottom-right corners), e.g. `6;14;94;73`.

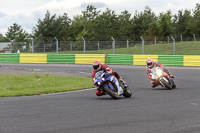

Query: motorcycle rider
92;60;127;96
146;58;174;88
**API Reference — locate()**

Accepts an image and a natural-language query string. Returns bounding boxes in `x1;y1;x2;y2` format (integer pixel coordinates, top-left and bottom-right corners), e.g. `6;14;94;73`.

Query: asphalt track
0;63;200;133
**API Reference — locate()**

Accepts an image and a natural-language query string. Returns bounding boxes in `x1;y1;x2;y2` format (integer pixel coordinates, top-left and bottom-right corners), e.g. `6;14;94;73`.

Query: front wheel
104;84;119;99
122;87;132;98
160;77;172;90
170;79;176;89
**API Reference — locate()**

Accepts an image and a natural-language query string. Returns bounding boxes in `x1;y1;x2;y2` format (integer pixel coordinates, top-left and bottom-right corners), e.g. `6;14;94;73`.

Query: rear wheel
160;77;172;90
104;84;119;99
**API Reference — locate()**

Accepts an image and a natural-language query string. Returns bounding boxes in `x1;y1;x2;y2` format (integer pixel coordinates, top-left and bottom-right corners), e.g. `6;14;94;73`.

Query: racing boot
96;88;105;96
119;77;128;90
151;81;158;88
169;74;174;78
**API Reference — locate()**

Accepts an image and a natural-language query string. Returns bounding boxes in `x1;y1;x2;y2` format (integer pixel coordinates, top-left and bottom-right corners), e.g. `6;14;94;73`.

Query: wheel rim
126;89;131;93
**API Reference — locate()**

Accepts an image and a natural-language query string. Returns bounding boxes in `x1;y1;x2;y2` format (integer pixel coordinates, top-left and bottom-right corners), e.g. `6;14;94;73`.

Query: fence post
31;38;34;53
54;37;58;54
70;42;72;51
180;35;182;42
82;37;86;54
193;34;196;42
155;37;157;44
111;36;115;54
98;42;100;50
140;36;144;55
171;36;175;55
168;36;169;43
127;40;129;48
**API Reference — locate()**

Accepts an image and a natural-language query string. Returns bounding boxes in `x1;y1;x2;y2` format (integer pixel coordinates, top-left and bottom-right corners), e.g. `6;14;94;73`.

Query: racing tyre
160;78;172;90
170;79;176;89
122;87;132;98
104;84;119;99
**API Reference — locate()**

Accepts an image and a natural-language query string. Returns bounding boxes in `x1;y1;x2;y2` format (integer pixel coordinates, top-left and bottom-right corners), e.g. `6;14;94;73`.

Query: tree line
1;3;200;42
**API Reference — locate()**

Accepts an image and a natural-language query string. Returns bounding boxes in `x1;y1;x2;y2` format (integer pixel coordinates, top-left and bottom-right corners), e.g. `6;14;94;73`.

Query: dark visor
93;65;99;70
147;62;152;66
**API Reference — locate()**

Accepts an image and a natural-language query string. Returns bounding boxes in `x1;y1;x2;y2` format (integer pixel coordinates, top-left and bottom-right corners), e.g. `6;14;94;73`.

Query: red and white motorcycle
151;67;176;90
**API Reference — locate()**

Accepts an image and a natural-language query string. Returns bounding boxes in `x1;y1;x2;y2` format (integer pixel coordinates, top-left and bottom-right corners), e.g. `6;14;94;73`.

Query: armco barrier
75;54;105;64
158;55;183;66
133;55;158;65
183;56;200;66
107;54;133;65
0;54;19;63
20;54;47;63
47;54;75;64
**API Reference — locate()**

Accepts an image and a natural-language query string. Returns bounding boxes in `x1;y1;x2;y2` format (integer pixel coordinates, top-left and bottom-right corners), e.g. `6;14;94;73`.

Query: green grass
44;41;200;55
0;75;94;97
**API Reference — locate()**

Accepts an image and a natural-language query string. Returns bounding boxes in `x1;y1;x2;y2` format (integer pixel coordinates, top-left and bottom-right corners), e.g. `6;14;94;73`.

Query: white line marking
191;103;198;106
79;71;91;75
41;88;96;96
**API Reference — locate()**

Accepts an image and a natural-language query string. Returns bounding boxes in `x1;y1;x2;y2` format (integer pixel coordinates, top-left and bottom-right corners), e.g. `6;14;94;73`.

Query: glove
105;68;112;75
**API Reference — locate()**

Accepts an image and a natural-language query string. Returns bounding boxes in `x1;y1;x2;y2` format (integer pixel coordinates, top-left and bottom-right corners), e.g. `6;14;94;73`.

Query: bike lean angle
94;70;132;99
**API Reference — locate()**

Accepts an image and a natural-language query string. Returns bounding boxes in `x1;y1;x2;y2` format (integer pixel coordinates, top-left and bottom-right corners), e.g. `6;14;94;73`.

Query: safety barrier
107;54;133;65
0;54;200;67
0;54;19;63
20;54;47;63
75;54;105;64
133;55;158;65
184;56;200;66
47;54;75;64
158;55;183;66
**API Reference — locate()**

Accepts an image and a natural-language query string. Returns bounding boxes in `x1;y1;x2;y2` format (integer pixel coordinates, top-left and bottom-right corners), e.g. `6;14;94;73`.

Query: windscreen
95;70;103;79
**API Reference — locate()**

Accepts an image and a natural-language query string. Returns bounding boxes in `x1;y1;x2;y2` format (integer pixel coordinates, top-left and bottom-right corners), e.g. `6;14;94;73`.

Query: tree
80;5;100;41
69;15;84;41
173;10;192;39
118;10;132;40
148;19;162;39
6;23;29;42
132;6;156;40
0;33;8;42
54;13;71;41
33;10;71;41
94;8;119;41
33;10;56;41
188;3;200;36
158;10;173;37
5;23;29;50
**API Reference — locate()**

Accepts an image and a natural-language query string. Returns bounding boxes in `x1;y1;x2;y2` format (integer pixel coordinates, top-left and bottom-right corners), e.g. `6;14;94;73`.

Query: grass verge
0;75;94;97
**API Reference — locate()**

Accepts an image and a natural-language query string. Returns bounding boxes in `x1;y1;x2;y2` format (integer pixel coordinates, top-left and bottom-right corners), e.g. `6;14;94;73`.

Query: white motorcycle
150;67;176;90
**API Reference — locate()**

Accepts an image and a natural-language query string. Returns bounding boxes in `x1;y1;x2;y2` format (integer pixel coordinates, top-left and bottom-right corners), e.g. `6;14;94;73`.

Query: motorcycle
94;70;132;99
150;67;176;90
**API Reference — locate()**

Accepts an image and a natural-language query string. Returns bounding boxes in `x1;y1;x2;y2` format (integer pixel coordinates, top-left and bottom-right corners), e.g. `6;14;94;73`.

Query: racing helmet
146;58;154;68
93;60;101;71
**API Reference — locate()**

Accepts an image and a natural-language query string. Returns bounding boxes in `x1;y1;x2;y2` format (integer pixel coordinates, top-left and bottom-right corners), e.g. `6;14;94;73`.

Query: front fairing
94;71;104;85
151;67;164;79
94;71;123;95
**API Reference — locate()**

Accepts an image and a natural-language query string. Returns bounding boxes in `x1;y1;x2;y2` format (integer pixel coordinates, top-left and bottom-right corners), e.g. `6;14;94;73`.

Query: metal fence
0;36;200;55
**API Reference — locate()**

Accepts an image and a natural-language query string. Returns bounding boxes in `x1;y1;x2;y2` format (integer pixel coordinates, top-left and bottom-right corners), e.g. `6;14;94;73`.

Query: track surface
0;63;200;133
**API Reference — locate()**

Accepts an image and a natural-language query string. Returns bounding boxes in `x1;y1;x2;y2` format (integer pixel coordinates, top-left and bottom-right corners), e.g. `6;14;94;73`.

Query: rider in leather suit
146;58;174;87
92;60;127;96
